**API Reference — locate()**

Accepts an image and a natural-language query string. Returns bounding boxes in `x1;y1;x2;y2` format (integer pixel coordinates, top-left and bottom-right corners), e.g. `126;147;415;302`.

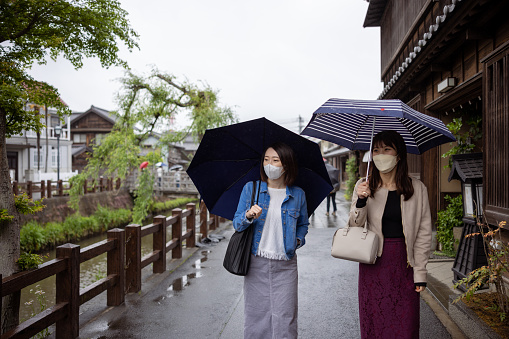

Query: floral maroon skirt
358;238;420;339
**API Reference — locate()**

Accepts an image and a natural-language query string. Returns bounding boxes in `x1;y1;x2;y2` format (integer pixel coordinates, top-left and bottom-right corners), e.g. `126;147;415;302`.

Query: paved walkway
77;191;462;339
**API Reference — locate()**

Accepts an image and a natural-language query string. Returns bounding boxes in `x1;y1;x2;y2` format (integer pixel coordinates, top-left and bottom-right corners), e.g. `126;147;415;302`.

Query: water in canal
19;210;190;323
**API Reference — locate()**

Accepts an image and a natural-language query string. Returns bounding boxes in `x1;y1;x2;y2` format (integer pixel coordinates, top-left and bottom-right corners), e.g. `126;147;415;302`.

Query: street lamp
54;125;61;181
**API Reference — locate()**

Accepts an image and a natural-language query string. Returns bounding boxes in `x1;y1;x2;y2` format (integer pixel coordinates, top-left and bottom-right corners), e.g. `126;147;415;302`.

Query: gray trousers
244;254;298;339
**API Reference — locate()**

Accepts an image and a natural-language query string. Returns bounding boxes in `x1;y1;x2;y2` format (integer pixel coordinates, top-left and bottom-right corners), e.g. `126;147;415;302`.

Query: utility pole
298;115;304;133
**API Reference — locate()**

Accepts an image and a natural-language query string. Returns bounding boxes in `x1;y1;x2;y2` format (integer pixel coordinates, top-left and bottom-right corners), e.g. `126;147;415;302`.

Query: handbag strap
343;222;369;237
250;181;256;207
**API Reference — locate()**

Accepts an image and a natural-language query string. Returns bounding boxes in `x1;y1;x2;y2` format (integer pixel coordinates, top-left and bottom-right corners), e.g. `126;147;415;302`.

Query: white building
6;104;74;183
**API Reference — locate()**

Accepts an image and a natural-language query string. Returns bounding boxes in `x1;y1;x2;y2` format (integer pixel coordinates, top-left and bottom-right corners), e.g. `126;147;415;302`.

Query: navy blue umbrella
187;118;333;220
301;98;456;155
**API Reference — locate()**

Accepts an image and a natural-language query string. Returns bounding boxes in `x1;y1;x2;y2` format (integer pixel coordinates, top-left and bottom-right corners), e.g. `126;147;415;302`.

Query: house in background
168;134;199;170
6;103;73;182
68;105;116;173
363;0;509;227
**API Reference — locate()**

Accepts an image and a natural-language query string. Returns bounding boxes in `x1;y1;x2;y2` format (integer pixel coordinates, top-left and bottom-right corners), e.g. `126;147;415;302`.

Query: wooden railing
11;177;121;200
0;203;222;339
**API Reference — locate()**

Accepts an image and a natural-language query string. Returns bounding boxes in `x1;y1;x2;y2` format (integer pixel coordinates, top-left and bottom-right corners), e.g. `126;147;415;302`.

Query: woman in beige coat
349;130;432;339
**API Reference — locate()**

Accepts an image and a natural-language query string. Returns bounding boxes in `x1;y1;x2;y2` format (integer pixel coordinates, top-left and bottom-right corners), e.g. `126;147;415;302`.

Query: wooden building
364;0;509;227
68;105;116;172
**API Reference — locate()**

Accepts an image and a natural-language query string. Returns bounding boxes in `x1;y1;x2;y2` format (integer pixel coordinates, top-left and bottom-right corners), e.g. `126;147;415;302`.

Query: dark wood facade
68;106;115;173
365;0;509;226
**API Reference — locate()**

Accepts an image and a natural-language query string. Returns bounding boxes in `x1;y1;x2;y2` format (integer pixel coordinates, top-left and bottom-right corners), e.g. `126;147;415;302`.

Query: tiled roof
69;105;116;125
448;152;483;182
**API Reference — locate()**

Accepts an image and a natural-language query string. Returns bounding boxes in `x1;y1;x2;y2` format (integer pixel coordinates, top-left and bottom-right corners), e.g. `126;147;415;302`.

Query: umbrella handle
256;180;261;205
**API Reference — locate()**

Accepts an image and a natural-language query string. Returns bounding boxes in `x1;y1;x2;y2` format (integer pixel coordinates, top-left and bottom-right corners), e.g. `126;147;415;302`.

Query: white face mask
373;154;398;173
264;164;285;180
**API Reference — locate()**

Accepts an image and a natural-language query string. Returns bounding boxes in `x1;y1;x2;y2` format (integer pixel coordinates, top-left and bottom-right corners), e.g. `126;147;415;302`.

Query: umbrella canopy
187;118;333;220
169;164;183;171
301;98;456;155
325;163;340;190
155;162;168;167
139;161;149;169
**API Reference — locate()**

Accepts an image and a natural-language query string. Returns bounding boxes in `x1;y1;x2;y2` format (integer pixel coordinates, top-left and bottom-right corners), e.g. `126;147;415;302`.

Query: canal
19;210;192;323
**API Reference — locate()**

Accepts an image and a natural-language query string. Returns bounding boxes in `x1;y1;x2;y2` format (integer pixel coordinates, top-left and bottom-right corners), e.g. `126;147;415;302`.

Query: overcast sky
28;0;382;133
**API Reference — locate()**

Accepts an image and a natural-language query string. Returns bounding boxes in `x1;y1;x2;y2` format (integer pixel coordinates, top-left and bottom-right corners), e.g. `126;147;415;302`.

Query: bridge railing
11;177;121;200
0;203;223;339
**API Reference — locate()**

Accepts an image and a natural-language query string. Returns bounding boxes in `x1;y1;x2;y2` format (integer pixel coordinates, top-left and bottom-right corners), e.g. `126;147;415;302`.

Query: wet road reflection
166;250;210;296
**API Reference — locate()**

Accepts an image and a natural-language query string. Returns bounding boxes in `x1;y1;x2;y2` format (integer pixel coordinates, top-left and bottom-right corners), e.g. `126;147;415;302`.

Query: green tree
69;69;237;224
344;156;359;201
0;0;138;333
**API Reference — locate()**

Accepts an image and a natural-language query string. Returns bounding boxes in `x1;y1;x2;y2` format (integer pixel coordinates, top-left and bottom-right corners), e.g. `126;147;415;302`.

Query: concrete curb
421;289;467;339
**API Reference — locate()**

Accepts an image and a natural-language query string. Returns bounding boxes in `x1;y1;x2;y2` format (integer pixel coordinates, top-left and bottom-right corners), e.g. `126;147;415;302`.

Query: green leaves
1;0;139;135
344;157;358;201
442;112;482;169
436;194;463;254
69;69;236;223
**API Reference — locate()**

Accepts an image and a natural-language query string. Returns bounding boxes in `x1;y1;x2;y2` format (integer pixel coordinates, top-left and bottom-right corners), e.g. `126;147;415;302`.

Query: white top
257;187;287;260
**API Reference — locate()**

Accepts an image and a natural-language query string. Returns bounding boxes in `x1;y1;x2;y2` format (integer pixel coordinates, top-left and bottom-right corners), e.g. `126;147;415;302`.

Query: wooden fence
0;202;222;339
11;177;121;200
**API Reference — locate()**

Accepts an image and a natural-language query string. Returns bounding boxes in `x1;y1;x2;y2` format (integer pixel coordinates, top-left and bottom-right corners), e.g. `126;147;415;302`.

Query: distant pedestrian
156;165;163;188
232;142;309;339
348;130;432;339
326;185;338;216
175;170;181;190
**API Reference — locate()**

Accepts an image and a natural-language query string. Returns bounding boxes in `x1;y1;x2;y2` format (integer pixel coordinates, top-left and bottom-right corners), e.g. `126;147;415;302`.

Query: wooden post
83;179;88;194
12;181;18;195
40;180;45;199
153;216;167;273
99;177;104;192
58;180;63;196
92;179;96;193
172;208;183;259
56;243;80;339
107;228;125;306
47;180;52;198
200;200;208;240
27;180;33;199
116;178;121;189
186;203;196;248
125;224;141;293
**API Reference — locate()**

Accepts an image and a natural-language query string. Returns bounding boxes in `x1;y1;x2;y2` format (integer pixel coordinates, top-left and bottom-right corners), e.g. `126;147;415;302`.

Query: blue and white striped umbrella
301;98;456;155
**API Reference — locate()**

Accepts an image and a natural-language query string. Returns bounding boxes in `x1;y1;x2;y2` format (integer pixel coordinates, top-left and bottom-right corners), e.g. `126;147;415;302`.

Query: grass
20;197;198;253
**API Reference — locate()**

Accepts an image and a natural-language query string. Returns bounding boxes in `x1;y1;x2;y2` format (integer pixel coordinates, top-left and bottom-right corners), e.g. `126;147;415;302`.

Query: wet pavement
76;190;453;339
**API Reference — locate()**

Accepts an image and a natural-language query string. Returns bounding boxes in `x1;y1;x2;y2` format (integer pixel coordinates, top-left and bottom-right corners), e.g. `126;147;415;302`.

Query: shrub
17;252;46;271
152;197;199;213
20;222;47;252
454;220;509;322
344;157;359;201
436;194;463;255
93;205;132;230
43;222;65;247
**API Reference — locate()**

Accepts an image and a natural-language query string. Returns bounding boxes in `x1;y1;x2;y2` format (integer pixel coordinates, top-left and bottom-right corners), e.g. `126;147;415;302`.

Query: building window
73;133;86;143
94;133;105;145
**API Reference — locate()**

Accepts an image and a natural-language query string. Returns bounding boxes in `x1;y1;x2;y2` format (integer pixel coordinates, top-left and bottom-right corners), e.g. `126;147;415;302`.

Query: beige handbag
331;223;379;264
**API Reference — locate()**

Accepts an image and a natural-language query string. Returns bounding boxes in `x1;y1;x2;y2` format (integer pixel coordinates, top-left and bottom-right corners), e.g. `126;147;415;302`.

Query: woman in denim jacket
233;142;309;339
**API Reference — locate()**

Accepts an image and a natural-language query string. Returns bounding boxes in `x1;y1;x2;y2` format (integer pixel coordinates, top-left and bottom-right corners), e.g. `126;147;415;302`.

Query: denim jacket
232;180;309;259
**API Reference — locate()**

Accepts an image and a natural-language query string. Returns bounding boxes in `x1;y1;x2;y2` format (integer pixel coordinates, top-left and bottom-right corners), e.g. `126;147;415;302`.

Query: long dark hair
260;142;298;186
368;130;414;200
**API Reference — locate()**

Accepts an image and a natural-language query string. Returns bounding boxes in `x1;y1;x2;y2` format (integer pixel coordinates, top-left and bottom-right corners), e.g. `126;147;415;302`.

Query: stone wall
22;189;134;225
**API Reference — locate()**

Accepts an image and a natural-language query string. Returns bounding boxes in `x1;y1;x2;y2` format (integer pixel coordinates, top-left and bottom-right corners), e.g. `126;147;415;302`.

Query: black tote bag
223;181;257;276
